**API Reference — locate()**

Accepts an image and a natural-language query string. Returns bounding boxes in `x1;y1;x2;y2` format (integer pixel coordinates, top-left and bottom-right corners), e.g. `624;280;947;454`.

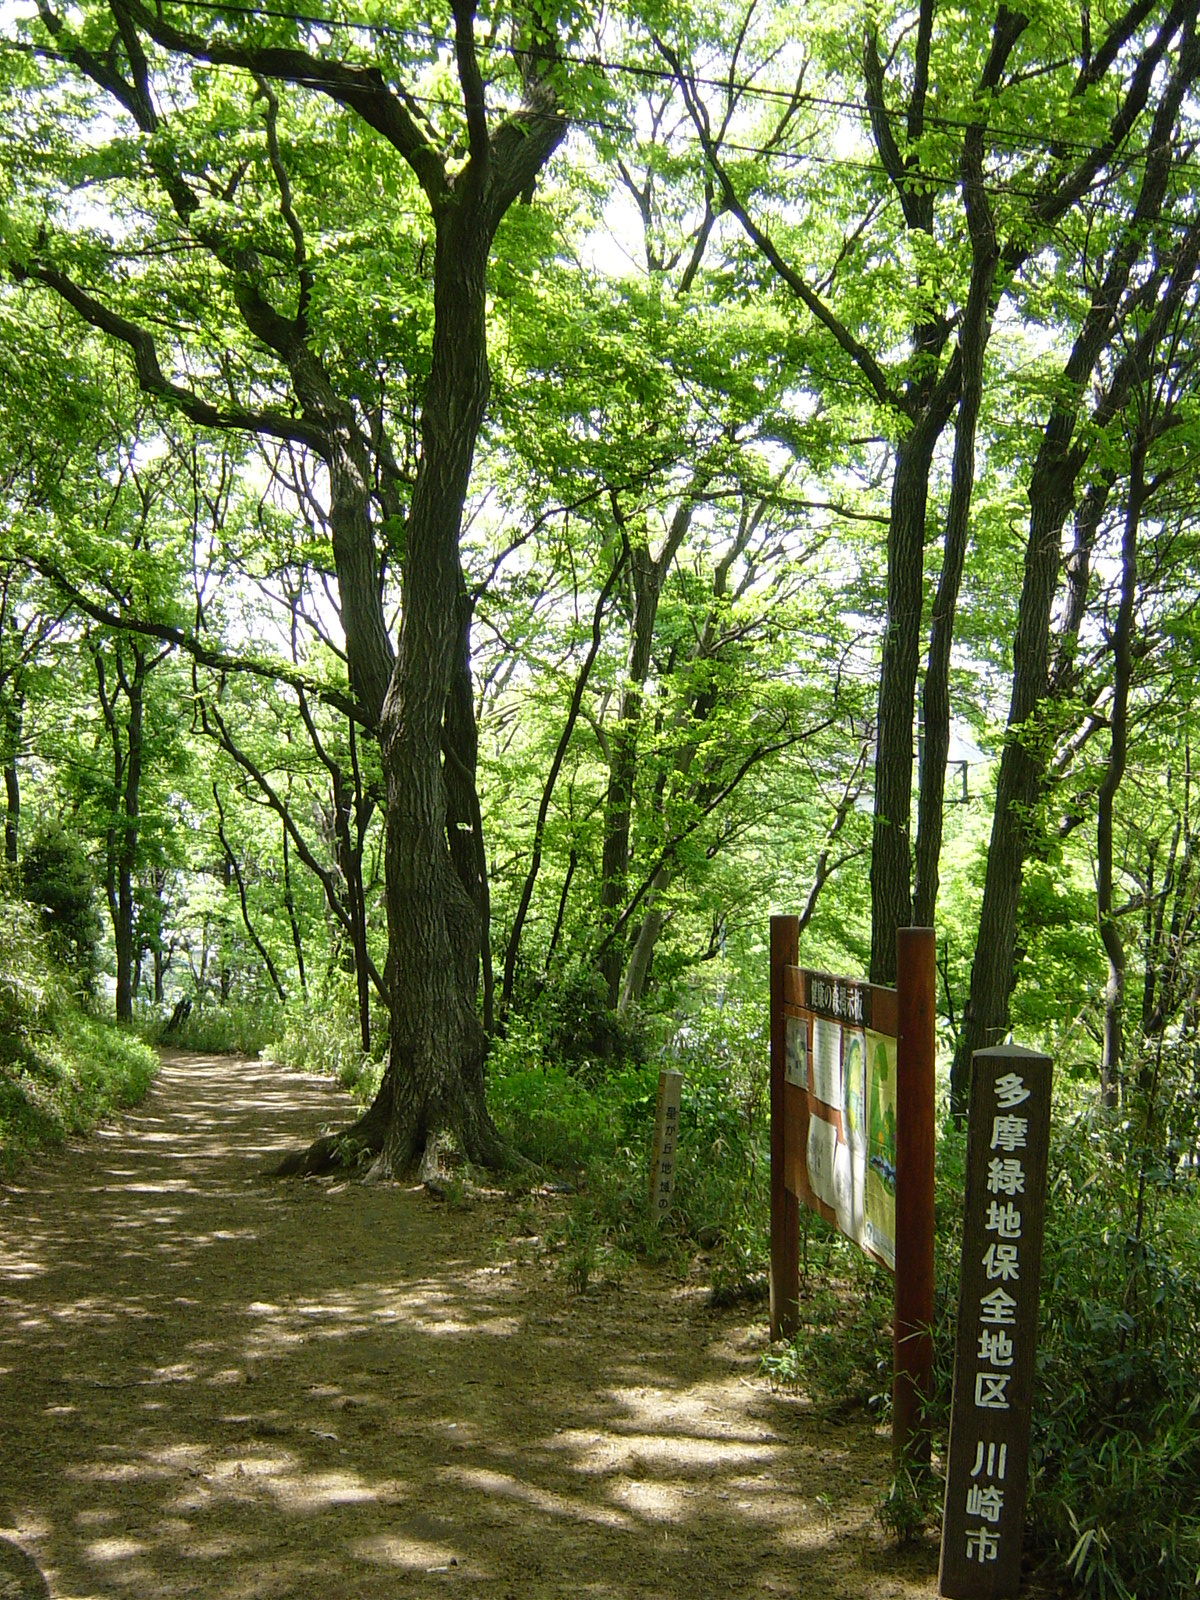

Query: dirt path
0;1053;939;1599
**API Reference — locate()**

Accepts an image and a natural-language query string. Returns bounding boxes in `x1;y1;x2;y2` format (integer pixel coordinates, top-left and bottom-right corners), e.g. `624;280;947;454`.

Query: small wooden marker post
939;1044;1053;1598
648;1069;684;1221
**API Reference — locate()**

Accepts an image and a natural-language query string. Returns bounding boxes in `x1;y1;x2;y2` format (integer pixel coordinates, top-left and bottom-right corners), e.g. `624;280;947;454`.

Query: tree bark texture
870;428;937;985
3;696;20;865
374;204;502;1174
1097;443;1145;1101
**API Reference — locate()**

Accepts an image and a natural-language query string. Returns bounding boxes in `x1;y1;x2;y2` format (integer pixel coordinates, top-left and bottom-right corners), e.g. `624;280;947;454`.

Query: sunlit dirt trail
0;1052;938;1599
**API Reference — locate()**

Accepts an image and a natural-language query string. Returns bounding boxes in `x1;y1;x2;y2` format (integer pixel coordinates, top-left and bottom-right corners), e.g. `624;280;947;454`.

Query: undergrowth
0;886;157;1176
765;1081;1200;1599
138;997;284;1059
264;984;386;1101
249;972;1200;1598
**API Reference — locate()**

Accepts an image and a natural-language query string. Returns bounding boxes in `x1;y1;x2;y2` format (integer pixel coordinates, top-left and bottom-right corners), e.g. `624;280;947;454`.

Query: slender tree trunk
281;821;307;996
599;541;663;1005
950;438;1079;1106
3;695;20;866
870;427;938;984
502;549;622;1014
1098;441;1147;1101
913;126;999;926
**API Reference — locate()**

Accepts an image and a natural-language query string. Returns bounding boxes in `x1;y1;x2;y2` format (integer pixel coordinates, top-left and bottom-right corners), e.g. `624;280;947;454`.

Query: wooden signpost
648;1069;684;1221
769;916;936;1460
939;1045;1053;1598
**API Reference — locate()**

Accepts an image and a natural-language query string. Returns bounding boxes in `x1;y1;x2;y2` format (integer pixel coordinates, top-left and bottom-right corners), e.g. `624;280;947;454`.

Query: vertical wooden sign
939;1044;1053;1599
648;1069;684;1222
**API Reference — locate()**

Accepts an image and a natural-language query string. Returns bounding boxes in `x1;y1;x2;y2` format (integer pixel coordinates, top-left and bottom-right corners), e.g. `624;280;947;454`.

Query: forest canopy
2;2;1200;1592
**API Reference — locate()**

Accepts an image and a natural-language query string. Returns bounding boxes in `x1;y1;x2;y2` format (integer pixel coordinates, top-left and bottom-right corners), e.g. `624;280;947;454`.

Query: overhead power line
22;0;1200;167
6;5;1200;201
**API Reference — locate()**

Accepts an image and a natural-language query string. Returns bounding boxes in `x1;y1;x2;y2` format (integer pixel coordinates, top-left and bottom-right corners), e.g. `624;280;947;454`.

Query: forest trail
0;1053;938;1600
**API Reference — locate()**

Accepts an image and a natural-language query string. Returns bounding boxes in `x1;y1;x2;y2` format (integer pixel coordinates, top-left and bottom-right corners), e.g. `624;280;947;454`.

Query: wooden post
939;1045;1052;1598
769;914;800;1341
648;1069;684;1220
893;925;936;1462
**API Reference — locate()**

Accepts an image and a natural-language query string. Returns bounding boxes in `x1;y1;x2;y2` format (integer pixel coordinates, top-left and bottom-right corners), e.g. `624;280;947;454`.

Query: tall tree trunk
502;549;622;1015
374;205;501;1175
599;496;696;1004
950;205;1200;1110
1097;442;1146;1102
281;821;307;996
913;123;999;927
3;695;20;866
870;427;938;984
950;439;1079;1106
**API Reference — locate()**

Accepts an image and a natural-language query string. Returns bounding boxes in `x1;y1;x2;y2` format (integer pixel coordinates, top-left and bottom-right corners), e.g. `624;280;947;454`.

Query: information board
781;968;899;1272
770;919;936;1462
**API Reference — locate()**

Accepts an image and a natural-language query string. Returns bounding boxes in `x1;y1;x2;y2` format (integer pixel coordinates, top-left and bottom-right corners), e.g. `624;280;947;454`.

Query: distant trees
0;0;1196;1151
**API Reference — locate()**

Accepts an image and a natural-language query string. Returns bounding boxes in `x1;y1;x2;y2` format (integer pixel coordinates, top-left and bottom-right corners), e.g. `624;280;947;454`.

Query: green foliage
760;1081;1200;1592
266;988;385;1102
0;877;156;1174
531;967;653;1077
20;821;102;988
488;998;770;1295
876;1462;943;1547
1025;1092;1200;1600
139;997;284;1059
762;1244;893;1416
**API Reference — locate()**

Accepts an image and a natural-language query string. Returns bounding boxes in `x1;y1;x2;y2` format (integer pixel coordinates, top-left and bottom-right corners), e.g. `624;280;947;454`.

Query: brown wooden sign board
939;1045;1053;1598
770;919;936;1461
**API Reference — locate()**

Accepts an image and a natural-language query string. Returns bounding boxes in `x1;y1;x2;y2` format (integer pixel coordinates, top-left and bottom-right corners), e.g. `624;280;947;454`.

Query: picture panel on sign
834;1027;867;1246
864;1029;897;1269
805;1113;838;1208
811;1016;843;1107
785;1014;808;1089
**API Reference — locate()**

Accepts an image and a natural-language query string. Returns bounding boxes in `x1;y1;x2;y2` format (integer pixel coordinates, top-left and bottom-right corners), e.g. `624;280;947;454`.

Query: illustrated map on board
783;972;897;1271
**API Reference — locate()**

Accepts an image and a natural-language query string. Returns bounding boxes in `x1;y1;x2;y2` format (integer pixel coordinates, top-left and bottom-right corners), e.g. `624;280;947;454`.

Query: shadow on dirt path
0;1052;939;1599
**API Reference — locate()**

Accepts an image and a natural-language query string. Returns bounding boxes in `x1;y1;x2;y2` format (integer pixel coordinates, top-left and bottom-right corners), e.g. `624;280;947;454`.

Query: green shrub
265;988;384;1101
0;879;157;1174
20;821;101;988
761;1079;1200;1596
139;995;284;1058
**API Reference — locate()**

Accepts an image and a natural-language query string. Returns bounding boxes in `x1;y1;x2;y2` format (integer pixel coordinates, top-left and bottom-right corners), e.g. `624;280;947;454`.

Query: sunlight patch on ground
551;1425;780;1476
86;1535;147;1560
351;1533;470;1572
608;1479;692;1520
603;1380;779;1443
263;1468;380;1512
0;1251;46;1279
440;1464;634;1530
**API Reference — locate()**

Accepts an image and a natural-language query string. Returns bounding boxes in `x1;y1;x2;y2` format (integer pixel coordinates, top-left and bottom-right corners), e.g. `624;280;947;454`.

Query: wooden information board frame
770;917;936;1459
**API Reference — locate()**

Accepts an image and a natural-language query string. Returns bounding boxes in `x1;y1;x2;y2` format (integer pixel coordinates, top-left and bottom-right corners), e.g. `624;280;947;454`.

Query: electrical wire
5;5;1200;207
13;0;1200;169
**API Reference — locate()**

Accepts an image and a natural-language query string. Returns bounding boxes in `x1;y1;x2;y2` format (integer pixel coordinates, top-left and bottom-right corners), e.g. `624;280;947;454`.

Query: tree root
270;1097;528;1184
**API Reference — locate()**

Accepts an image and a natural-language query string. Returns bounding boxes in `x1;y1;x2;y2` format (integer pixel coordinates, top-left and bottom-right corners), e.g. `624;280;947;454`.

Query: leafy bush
265;987;385;1101
20;821;101;989
765;1080;1200;1598
1024;1092;1200;1599
0;877;157;1174
139;995;284;1058
488;998;771;1290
